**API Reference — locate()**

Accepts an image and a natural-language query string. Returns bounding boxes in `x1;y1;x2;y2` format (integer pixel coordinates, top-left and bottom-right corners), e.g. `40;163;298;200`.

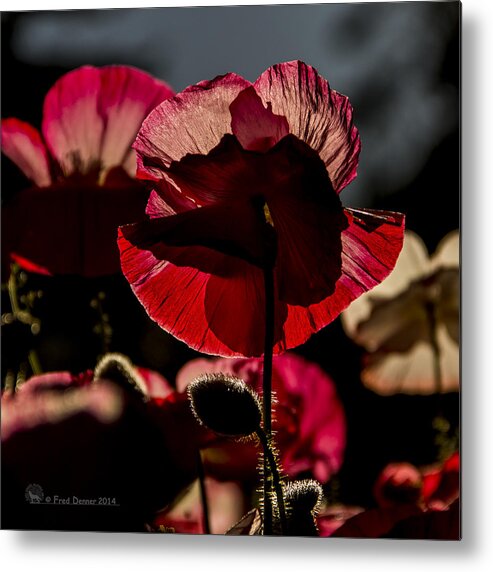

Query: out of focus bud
94;353;148;398
373;462;423;508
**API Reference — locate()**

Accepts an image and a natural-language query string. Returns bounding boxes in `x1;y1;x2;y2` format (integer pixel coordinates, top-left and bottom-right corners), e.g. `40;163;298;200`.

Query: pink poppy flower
1;357;210;531
153;478;245;535
2;65;174;277
342;230;459;394
373;462;424;509
176;353;346;484
118;60;405;357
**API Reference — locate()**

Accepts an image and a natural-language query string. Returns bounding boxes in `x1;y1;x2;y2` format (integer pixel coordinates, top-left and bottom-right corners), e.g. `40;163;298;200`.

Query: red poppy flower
176;353;346;484
2;65;174;277
118;60;405;357
319;453;460;538
373;462;424;509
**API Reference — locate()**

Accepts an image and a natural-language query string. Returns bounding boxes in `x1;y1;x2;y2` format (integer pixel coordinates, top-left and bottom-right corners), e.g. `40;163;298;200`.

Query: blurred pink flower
373;462;424;509
1;358;209;531
2;65;174;277
342;230;459;395
177;353;346;483
153;478;245;535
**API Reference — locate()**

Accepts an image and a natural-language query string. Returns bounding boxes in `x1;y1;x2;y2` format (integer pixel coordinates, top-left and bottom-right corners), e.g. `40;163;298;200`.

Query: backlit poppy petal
341;230;429;338
42;66;105;176
118;231;284;356
432;230;459;270
354;287;431;353
254;60;361;192
1;118;51;187
134;73;251;180
276;208;404;352
342;229;458;395
230;86;289;152
362;324;459;395
98;66;174;177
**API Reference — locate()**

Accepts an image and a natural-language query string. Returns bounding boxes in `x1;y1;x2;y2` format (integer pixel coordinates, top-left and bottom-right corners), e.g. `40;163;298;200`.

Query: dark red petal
134;73;251;180
331;505;421;538
1;118;52;186
384;500;460;540
118;232;286;357
204;257;287;356
264;136;348;306
119;203;403;357
147;133;347;306
120;200;276;270
159;134;258;206
230;86;289;152
254;60;361;193
4;177;148;277
273;208;405;354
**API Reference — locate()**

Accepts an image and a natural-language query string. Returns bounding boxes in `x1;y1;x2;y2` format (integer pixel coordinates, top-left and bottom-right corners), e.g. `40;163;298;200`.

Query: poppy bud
284;479;323;536
285;479;323;514
187;373;262;437
94;353;148;398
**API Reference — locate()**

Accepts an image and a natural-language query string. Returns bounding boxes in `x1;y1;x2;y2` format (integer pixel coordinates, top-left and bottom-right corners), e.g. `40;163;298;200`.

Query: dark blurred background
1;3;460;508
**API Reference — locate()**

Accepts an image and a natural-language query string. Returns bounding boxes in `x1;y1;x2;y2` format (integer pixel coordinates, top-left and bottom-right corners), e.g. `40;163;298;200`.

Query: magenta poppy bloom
177;353;346;484
1;360;210;531
373;462;424;509
118;60;404;357
2;65;174;277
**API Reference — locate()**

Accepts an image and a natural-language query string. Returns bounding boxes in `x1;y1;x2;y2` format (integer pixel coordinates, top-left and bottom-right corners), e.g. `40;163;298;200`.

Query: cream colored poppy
342;231;459;395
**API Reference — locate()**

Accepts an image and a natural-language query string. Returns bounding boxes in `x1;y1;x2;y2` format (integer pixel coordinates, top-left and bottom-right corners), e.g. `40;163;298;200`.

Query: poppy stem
262;266;275;534
256;428;287;535
425;302;442;395
91;291;112;356
426;302;452;460
6;263;42;379
197;450;211;535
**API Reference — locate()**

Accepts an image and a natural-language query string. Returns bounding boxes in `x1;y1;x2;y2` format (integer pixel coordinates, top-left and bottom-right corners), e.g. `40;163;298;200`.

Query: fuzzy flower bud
94;353;148;398
187;373;262;437
284;479;324;536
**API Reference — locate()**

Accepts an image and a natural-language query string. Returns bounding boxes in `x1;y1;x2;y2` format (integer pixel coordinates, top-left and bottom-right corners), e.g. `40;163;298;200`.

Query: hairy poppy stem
257;428;287;535
262;266;275;534
197;450;211;535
